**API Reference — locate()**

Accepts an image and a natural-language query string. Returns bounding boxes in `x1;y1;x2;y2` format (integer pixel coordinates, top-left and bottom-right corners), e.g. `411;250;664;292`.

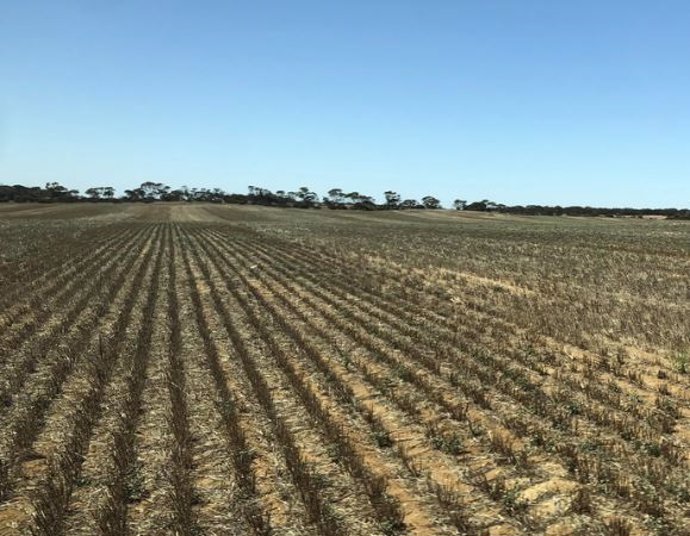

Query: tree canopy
0;181;687;218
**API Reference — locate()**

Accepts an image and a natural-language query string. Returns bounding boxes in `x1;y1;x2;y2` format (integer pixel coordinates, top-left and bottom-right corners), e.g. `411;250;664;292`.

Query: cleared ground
0;203;689;536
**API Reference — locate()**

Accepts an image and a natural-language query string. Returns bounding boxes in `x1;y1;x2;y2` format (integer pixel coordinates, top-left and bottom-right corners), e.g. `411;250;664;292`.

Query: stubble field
0;203;689;536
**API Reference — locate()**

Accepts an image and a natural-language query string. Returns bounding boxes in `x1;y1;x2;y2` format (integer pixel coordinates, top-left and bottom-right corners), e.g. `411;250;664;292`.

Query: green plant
673;351;690;374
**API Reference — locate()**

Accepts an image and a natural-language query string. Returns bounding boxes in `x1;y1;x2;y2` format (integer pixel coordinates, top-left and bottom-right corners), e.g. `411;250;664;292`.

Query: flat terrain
0;203;689;536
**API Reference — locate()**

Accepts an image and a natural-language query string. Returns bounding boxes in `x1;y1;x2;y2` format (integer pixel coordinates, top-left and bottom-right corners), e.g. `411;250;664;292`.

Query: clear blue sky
2;1;689;207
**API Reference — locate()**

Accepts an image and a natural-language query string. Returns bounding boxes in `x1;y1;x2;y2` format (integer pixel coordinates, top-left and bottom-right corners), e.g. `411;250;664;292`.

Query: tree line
0;181;688;219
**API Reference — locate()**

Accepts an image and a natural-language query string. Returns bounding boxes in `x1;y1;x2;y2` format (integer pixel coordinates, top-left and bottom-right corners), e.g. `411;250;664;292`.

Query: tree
44;182;79;201
139;181;169;201
45;182;71;201
211;188;225;202
384;191;401;209
85;187;101;200
326;188;345;204
452;199;467;211
123;189;143;201
293;186;318;207
350;193;376;210
466;199;498;212
102;187;115;200
162;189;187;202
345;191;360;204
400;199;419;209
324;188;347;208
85;186;116;201
422;196;441;209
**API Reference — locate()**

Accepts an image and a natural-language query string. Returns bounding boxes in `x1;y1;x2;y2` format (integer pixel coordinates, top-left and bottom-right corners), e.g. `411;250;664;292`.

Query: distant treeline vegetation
1;181;688;219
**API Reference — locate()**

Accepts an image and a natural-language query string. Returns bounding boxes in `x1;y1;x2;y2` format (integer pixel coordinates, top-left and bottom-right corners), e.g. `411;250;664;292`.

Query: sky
1;1;689;207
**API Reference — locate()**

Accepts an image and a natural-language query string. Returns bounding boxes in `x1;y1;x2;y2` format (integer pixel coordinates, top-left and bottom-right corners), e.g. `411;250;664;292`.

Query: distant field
0;203;689;536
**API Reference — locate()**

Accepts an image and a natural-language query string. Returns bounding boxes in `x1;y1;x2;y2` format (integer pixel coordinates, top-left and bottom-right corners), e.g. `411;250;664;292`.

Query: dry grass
0;203;688;536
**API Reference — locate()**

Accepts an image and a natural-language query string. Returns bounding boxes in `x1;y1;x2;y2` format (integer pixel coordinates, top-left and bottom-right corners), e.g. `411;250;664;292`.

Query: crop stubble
0;204;689;536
